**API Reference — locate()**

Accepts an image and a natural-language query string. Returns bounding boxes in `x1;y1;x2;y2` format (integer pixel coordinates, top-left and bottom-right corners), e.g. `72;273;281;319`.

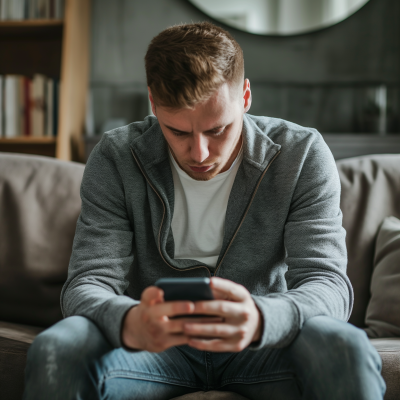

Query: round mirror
188;0;370;36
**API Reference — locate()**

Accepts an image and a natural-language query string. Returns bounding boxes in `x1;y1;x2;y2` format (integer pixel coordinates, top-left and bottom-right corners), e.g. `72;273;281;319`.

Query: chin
185;168;220;181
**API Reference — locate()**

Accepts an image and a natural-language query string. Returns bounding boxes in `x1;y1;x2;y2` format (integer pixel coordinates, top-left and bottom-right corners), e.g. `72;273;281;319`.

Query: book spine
9;0;24;20
55;0;64;19
32;74;45;137
53;78;59;136
46;78;54;136
18;76;24;136
0;0;8;20
4;76;19;138
38;0;46;19
0;75;3;137
44;0;50;19
29;0;35;19
23;76;31;136
23;0;28;19
49;0;55;19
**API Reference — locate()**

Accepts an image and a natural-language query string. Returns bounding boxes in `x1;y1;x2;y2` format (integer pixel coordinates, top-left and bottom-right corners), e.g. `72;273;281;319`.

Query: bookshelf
0;0;91;162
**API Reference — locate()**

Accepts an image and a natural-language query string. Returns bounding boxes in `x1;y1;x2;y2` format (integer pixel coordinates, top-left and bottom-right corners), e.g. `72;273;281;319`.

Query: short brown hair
145;22;244;109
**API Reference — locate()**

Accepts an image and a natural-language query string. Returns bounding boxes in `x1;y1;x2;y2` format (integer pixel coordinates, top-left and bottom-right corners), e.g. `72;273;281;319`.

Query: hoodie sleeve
60;136;139;349
249;132;353;350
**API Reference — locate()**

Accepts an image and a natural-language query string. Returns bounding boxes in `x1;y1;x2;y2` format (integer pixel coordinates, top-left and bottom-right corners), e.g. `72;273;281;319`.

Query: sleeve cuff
248;295;301;350
93;295;140;349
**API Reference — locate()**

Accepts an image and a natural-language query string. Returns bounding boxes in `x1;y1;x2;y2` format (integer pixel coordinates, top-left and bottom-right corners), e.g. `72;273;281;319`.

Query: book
45;78;53;136
1;74;58;138
31;74;45;137
4;76;21;138
53;78;59;136
1;0;63;20
0;0;8;20
0;76;3;137
55;0;64;19
23;76;31;136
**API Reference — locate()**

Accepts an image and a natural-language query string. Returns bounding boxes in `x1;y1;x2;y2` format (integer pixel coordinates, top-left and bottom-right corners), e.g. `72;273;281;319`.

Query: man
24;22;385;399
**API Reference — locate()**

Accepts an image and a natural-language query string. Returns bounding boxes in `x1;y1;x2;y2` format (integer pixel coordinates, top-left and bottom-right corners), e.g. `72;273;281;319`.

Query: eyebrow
165;124;226;134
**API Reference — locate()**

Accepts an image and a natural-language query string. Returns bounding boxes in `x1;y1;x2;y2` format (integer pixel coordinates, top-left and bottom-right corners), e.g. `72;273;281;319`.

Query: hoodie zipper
130;147;211;277
130;146;280;278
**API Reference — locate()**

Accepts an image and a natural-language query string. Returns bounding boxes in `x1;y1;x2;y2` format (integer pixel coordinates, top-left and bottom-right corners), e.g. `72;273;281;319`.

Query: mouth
189;165;213;173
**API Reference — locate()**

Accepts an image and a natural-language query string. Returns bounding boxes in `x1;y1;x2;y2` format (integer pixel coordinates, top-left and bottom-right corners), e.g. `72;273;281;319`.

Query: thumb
141;286;164;306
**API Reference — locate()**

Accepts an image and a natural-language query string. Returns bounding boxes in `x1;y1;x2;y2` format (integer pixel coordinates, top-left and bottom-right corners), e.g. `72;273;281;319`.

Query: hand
122;286;222;352
183;277;263;352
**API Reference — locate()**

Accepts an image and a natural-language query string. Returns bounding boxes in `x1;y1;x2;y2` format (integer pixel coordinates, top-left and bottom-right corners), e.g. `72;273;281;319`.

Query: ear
148;87;157;116
243;79;252;113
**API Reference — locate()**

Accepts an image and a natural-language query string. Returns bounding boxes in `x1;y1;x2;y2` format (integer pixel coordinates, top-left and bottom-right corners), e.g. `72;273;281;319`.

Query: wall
90;0;399;133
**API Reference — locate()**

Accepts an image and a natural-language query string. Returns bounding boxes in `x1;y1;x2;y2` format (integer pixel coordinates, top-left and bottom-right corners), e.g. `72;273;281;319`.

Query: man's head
145;22;251;180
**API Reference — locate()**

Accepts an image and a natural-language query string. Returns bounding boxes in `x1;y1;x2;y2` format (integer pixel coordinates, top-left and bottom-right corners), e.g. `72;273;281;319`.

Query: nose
190;134;209;164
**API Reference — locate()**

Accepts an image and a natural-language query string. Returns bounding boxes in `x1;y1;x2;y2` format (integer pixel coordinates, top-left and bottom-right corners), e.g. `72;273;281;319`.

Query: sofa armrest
0;320;44;400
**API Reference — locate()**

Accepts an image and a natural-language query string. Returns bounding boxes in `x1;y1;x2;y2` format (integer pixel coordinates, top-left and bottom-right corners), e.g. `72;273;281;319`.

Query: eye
171;130;187;137
212;127;226;136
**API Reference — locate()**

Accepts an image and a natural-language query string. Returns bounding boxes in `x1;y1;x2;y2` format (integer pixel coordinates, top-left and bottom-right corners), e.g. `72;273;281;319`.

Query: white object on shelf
4;76;20;138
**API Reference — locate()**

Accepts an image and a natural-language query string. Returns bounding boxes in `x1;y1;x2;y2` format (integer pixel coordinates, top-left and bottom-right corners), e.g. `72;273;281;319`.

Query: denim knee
28;316;110;367
24;316;112;399
291;316;382;377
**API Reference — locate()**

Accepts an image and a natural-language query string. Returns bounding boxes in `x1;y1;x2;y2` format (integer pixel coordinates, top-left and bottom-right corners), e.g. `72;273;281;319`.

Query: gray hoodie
61;113;353;351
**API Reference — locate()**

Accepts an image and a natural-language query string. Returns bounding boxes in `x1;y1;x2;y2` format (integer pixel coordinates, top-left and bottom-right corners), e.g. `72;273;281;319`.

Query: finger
193;300;242;318
210;277;248;302
151;334;191;352
188;338;243;352
183;322;238;338
150;301;195;319
141;286;164;306
167;317;224;334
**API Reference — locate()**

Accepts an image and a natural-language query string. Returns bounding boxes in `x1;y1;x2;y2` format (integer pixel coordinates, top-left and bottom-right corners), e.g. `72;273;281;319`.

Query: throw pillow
365;216;400;338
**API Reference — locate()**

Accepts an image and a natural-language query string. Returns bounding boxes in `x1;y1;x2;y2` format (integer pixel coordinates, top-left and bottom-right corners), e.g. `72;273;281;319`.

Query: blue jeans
23;315;385;400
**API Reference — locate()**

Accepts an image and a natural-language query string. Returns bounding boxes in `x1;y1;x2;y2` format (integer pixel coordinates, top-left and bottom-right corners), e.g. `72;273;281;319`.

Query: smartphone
155;277;214;302
155;277;215;319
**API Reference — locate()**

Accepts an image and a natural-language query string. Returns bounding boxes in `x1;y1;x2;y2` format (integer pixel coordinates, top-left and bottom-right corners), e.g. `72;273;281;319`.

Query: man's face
149;80;252;181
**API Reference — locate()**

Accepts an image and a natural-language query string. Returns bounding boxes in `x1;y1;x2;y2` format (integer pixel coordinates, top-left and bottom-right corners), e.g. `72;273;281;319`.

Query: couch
1;151;399;400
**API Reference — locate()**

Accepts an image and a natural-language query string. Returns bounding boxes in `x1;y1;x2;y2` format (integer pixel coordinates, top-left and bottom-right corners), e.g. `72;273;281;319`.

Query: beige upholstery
371;338;400;400
365;216;400;338
1;152;400;400
337;154;400;328
0;153;84;327
0;153;84;399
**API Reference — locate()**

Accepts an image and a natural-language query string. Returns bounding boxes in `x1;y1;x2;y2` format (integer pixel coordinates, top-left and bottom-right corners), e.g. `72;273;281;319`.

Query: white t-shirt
169;147;243;269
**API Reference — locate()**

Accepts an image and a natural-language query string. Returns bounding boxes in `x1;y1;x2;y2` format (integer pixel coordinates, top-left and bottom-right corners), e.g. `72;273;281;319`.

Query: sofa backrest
0;153;84;327
1;152;399;329
337;154;400;328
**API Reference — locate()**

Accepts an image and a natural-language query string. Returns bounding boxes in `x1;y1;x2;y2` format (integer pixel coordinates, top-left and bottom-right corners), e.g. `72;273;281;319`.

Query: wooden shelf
0;137;57;158
0;20;63;27
0;137;56;144
0;19;63;76
0;0;91;161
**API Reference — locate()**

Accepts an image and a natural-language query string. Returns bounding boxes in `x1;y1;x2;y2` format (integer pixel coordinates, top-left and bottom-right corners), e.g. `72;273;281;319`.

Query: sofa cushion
0;153;84;327
365;216;400;338
336;154;400;328
370;338;400;400
0;320;44;400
